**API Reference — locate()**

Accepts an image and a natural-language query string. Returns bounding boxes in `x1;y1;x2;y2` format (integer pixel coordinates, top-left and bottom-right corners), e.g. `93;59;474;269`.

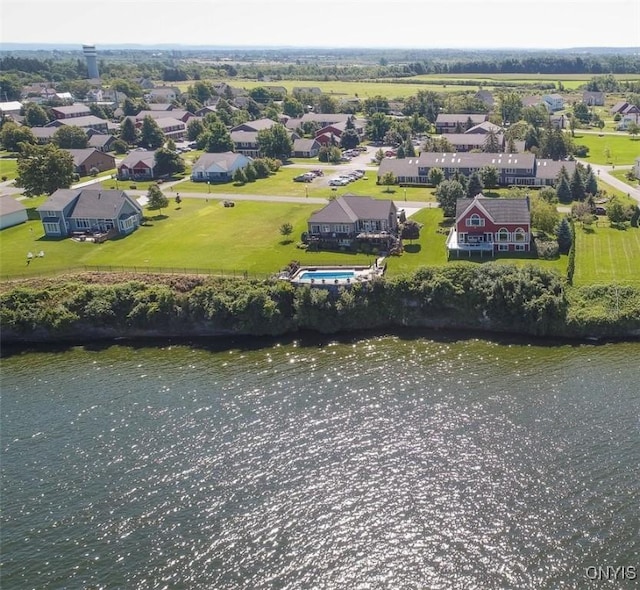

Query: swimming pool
298;270;356;281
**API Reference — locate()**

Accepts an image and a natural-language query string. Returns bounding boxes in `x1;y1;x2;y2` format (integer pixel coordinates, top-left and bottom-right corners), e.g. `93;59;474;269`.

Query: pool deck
285;260;386;287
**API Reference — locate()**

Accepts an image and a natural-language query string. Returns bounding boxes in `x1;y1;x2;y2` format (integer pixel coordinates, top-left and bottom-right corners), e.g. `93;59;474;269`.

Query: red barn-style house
447;194;531;258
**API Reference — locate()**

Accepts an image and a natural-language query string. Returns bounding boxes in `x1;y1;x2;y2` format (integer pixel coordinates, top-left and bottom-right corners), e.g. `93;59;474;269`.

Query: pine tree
556;174;572;204
584;165;598;196
467;172;484;199
570;167;586;202
555;217;572;254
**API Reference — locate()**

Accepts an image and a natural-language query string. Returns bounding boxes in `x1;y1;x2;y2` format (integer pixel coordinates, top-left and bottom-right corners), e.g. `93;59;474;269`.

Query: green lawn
0;158;18;181
168;167;438;202
609;169;640;190
574;222;640;286
0;198;376;279
572;133;640;166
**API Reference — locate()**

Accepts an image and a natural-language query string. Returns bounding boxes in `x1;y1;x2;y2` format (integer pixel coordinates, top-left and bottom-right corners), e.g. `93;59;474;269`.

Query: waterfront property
446;194;531;257
37;188;143;238
306;195;399;252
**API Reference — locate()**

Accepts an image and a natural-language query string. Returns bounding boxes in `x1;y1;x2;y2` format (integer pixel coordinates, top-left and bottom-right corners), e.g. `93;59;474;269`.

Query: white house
542;94;564;112
190;152;252;183
0;196;28;230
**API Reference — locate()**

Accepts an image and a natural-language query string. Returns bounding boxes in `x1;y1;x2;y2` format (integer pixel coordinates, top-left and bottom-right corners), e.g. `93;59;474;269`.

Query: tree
112;139;128;154
555;218;572;254
120;117;138;145
428;167;444;186
187;118;205;142
202;120;234;153
282;96;304;118
189;80;214;105
483;130;501;153
318;145;342;164
0;122;36;152
53;125;88;149
244;162;257;182
280;222;293;239
16;143;75;196
555;173;572;204
584;165;598;196
140;116;165;149
480;166;499;189
233;167;247;184
257;123;293;160
146;184;168;212
499;92;522;124
570;167;586;202
400;219;421;242
530;195;560;234
252;158;271;179
366;112;391;143
380;171;396;192
154;147;185;177
435;179;465;217
466;172;483;199
607;199;629;224
22;103;49;127
317;95;338;114
573;102;591;124
363;95;390;116
339;128;360;150
627;122;640;138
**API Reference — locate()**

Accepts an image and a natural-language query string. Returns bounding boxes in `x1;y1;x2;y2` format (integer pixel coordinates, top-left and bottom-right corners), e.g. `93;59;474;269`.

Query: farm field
176;73;640;100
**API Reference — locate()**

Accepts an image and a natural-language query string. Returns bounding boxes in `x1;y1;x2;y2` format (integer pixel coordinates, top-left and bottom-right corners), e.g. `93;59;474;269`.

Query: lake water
1;334;639;589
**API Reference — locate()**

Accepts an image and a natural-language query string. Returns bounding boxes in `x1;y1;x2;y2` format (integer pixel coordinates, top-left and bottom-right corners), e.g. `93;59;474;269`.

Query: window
322;225;330;233
466;214;485;227
514;228;527;242
515;244;526;251
76;219;90;228
43;222;60;234
496;228;510;242
498;244;509;251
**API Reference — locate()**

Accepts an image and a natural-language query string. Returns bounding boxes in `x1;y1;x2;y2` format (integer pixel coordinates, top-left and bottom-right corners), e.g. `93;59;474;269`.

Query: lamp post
207;181;210;194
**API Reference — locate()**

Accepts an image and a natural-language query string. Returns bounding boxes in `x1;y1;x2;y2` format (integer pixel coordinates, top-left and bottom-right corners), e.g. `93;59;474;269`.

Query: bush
534;236;559;259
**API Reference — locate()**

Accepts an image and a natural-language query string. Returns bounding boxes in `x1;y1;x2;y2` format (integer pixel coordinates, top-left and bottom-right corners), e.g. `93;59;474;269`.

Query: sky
1;0;639;49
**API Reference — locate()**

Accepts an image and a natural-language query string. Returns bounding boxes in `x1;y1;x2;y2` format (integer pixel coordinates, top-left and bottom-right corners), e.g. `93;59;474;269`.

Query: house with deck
37;189;142;238
306;195;398;251
446;194;531;257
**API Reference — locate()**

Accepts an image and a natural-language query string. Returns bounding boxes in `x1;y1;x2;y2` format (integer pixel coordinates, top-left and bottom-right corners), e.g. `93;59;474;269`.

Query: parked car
595;206;607;215
293;173;314;182
223;200;235;207
329;178;349;186
310;169;324;176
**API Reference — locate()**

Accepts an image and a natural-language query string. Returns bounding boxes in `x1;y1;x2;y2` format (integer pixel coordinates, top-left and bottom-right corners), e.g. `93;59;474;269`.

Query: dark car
595;206;606;215
294;173;313;182
223;200;235;207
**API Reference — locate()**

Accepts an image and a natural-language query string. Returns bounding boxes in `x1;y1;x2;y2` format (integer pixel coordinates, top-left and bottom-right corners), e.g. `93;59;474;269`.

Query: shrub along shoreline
1;264;639;345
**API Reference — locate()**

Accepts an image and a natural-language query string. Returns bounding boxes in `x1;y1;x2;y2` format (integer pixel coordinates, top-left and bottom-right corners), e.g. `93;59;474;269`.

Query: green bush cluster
2;265;639;342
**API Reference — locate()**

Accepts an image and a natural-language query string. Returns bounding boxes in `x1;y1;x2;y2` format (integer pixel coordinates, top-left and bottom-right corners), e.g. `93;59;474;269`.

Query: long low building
377;152;577;188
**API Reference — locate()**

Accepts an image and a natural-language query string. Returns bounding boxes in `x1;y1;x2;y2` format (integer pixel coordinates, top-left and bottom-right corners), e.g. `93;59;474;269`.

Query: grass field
177;73;640;100
0;158;18;181
609;169;640;190
573;222;640;286
572;133;640;166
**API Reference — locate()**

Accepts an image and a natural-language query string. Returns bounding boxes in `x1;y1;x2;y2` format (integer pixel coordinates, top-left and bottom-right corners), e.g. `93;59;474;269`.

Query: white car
329;178;349;186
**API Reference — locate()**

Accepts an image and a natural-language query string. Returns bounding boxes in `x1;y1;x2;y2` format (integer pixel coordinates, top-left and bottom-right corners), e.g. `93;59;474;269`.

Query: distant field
573;222;640;286
178;73;640;100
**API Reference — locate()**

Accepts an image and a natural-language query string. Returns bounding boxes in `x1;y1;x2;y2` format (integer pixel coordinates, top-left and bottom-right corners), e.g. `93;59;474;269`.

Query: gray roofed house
37;189;142;238
45;115;108;132
31;126;59;143
435;133;505;152
117;150;158;180
534;159;576;185
292;138;321;158
231;118;278;133
135;109;194;123
378;157;427;185
50;104;92;119
230;130;260;157
0;196;28;230
190;151;252;182
87;132;115;152
583;91;605;106
307;195;398;250
64;148;116;175
435;113;488;133
464;121;503;135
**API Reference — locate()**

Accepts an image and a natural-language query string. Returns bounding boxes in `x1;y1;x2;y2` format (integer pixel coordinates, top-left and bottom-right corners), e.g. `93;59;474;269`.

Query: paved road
579;161;640;206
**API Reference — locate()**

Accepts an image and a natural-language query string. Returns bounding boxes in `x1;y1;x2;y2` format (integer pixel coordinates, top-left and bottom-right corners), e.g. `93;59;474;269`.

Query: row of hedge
1;264;639;343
